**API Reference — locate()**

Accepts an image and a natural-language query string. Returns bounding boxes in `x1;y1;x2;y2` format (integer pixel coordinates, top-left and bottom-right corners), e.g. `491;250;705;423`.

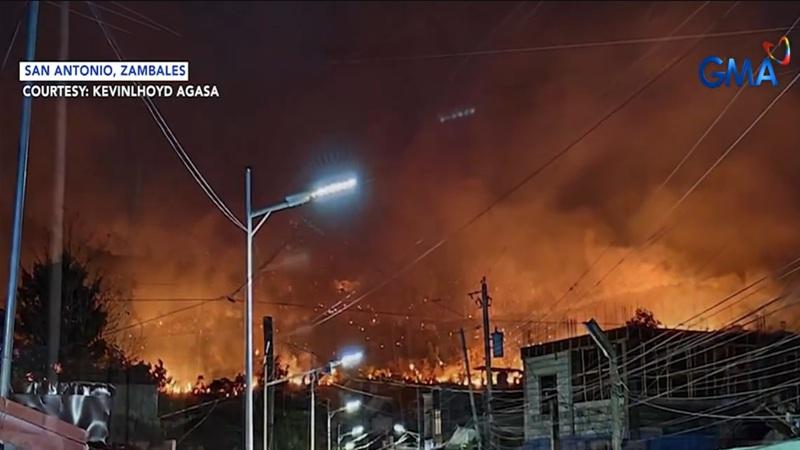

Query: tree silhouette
14;250;123;383
626;308;662;328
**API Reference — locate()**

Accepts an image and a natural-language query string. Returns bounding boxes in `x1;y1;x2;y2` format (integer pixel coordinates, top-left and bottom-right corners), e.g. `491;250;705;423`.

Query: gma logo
698;57;778;88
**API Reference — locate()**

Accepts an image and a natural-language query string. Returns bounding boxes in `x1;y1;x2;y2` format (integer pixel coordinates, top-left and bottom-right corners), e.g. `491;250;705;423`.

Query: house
521;325;800;450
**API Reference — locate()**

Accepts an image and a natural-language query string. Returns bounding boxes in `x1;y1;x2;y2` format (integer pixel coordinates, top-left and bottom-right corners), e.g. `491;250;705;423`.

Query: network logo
763;36;791;66
699;36;791;88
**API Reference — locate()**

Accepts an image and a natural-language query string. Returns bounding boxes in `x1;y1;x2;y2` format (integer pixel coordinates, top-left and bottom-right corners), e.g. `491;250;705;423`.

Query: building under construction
520;324;800;450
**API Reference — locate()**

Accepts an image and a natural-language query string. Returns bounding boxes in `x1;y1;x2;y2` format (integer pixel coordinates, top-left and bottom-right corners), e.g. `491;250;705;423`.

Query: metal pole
47;0;68;388
610;358;623;450
263;317;274;450
1;1;40;399
245;167;254;450
549;399;559;450
459;328;481;450
416;388;423;450
480;277;494;447
310;371;316;450
327;403;332;450
584;319;623;450
268;350;269;450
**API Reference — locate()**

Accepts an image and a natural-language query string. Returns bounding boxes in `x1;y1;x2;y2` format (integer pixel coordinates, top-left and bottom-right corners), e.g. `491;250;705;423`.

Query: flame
362;355;523;388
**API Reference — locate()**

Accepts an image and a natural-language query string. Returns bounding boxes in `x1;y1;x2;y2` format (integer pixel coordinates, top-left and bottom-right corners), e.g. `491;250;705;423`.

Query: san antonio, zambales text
92;84;219;97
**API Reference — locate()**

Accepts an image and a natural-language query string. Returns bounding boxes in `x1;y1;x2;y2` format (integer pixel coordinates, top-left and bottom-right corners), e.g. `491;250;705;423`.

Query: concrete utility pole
263;316;274;450
310;371;316;450
584;319;623;450
459;328;482;450
47;0;69;388
549;399;559;450
417;388;423;450
469;277;494;447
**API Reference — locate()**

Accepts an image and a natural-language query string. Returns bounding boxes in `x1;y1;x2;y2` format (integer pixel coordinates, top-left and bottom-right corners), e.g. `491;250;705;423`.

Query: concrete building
521;325;800;450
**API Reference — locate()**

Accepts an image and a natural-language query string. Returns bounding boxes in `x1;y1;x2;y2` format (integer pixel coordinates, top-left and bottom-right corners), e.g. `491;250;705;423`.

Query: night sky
2;1;800;384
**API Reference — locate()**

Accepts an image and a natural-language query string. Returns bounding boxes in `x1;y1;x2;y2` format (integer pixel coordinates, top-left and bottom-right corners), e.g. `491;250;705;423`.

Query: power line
43;1;129;34
664;72;800;222
515;64;800;342
110;1;181;36
87;3;246;232
494;9;800;347
524;9;800;333
583;68;800;298
1;2;25;71
88;1;181;36
334;24;791;64
313;1;746;337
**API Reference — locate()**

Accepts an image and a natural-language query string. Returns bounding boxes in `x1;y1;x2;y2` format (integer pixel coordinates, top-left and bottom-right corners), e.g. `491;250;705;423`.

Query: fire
164;381;195;395
363;357;523;389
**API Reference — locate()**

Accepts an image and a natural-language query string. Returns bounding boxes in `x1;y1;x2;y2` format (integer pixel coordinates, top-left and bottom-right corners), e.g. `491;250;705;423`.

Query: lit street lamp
393;424;420;449
339;426;366;450
244;168;357;450
311;351;363;450
328;400;361;450
262;351;364;389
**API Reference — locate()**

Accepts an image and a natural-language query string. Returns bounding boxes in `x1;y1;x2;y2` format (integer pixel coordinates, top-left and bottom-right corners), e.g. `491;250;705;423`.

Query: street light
336;351;364;369
344;399;361;413
263;351;365;389
339;426;367;450
311;352;364;450
392;424;420;449
584;319;623;450
245;168;357;450
393;423;420;438
338;426;365;442
344;443;355;450
328;400;361;450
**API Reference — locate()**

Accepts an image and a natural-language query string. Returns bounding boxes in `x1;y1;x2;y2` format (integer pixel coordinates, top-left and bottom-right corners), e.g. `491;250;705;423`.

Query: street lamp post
339;426;365;450
244;168;357;450
328;400;361;450
584;319;623;450
393;424;420;449
311;352;363;450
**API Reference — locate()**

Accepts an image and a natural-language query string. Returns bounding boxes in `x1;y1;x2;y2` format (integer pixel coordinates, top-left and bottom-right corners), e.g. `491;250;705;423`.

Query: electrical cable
88;3;246;232
88;1;180;36
334;24;789;64
302;1;749;334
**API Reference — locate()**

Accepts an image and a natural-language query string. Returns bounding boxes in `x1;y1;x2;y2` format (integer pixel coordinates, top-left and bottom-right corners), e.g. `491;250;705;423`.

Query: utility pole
584;319;623;450
417;388;423;450
326;400;332;450
470;277;494;447
263;317;274;450
245;168;255;450
310;371;316;450
609;359;623;450
549;399;559;450
459;328;482;450
1;1;40;399
47;0;68;388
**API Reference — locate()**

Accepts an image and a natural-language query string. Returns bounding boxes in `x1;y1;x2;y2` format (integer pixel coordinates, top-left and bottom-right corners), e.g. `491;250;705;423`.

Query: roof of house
520;324;795;360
